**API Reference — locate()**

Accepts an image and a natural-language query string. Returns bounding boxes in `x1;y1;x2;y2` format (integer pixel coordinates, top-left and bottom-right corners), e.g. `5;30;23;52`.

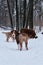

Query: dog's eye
11;31;13;33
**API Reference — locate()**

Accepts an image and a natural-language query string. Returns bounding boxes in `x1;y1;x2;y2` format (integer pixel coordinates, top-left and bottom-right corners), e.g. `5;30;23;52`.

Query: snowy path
0;29;43;65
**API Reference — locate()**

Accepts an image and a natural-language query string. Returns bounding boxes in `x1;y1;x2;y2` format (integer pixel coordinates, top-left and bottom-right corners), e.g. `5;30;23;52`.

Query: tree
23;0;26;28
26;0;33;29
16;0;19;31
7;0;14;30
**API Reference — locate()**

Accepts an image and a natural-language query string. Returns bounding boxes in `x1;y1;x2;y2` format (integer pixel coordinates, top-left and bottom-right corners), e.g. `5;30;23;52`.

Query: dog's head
11;30;15;38
11;30;19;39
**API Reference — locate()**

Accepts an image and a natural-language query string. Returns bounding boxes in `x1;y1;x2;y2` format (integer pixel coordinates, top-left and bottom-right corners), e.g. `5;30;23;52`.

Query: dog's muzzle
35;36;38;39
12;33;15;38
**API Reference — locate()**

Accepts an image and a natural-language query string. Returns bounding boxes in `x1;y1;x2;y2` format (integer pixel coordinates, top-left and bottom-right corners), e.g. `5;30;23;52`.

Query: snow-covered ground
0;28;43;65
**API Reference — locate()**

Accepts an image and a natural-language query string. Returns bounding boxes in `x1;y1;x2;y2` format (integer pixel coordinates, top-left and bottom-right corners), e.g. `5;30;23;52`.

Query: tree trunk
16;0;19;31
7;0;14;30
26;0;33;29
39;15;41;31
23;0;26;28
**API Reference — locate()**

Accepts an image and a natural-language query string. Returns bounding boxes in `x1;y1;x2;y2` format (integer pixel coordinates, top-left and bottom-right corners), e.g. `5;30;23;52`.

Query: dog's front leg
20;43;22;51
6;36;10;42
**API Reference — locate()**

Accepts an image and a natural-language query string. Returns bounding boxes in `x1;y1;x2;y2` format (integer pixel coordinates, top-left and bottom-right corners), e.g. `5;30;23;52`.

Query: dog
2;30;16;42
15;28;38;50
18;33;28;50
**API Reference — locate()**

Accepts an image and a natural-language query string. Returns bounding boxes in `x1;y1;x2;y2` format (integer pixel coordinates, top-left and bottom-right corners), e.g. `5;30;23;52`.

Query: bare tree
7;0;14;30
23;0;26;28
26;0;33;29
16;0;19;31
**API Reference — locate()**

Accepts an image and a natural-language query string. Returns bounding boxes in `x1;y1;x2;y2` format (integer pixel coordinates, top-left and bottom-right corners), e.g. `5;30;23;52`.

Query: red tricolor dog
14;28;38;50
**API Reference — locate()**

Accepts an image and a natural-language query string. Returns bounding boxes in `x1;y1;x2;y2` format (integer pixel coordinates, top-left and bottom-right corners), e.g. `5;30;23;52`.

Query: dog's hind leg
25;42;28;50
6;36;10;42
20;43;22;51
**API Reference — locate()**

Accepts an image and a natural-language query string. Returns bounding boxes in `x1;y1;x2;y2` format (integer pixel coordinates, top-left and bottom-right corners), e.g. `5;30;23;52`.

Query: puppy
16;28;38;50
2;30;16;42
14;31;28;50
18;33;28;50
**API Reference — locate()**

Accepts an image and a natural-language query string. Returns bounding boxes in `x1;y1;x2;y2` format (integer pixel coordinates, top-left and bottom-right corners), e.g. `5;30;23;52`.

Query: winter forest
0;0;43;65
0;0;43;31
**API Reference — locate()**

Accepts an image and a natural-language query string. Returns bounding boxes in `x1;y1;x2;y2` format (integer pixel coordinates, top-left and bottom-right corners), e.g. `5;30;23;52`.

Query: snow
0;28;43;65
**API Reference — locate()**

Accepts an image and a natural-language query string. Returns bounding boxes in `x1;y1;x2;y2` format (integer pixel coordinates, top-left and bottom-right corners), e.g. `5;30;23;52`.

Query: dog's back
20;28;36;38
2;32;12;36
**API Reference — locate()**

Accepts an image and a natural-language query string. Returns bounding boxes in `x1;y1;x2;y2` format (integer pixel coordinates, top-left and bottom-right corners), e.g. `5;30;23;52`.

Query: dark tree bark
20;0;24;29
39;13;41;31
23;0;26;28
26;0;33;29
12;0;14;14
39;2;41;31
16;0;19;31
7;0;14;30
9;0;15;15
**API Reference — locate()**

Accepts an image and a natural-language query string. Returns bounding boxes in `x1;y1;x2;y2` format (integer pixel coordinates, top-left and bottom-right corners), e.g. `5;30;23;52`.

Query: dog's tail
2;32;7;34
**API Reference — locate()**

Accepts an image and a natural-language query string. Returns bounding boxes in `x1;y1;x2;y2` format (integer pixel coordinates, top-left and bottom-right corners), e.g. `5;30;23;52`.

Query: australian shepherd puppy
2;30;16;42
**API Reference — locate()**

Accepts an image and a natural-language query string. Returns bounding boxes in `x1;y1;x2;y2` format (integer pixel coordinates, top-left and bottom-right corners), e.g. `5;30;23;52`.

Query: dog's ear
11;30;13;33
